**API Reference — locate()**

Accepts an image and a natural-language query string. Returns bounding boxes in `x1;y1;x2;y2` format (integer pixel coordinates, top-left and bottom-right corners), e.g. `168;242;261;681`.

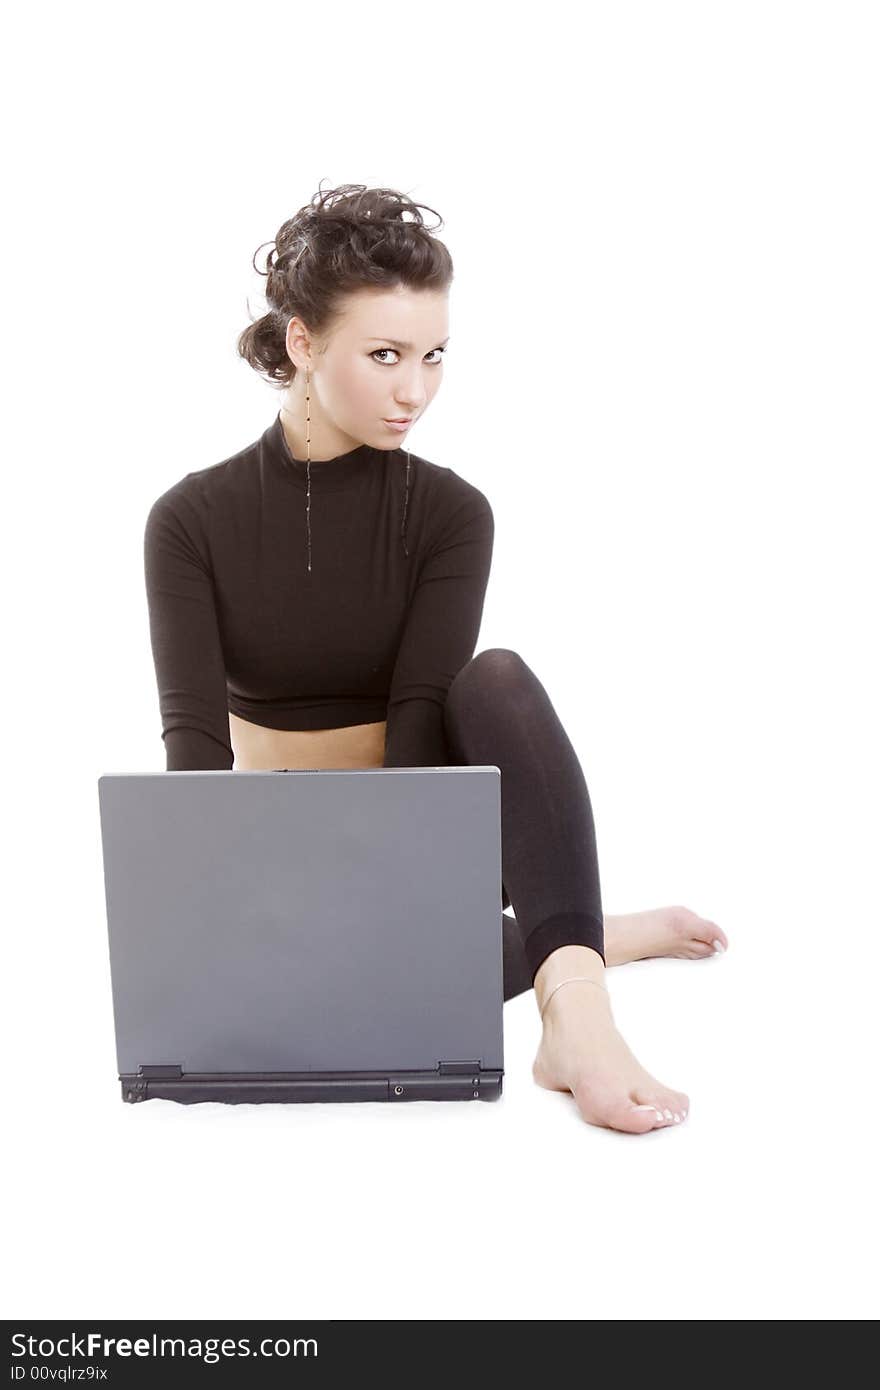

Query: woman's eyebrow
364;336;451;349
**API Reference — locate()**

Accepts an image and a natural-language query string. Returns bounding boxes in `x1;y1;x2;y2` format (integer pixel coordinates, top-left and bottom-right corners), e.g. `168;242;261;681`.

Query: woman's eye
371;347;446;365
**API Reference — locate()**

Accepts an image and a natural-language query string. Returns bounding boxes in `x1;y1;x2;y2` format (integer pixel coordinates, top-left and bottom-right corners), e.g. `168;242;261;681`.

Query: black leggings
443;648;605;1002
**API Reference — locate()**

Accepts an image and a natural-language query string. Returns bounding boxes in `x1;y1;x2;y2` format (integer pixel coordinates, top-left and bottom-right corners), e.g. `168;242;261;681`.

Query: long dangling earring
401;451;410;557
304;365;312;574
302;359;411;566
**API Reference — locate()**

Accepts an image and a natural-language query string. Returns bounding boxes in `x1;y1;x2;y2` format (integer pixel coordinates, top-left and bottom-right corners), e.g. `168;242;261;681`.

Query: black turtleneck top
143;411;495;771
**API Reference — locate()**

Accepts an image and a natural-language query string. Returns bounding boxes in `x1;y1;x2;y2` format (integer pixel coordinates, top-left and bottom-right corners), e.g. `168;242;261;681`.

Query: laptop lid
97;767;504;1079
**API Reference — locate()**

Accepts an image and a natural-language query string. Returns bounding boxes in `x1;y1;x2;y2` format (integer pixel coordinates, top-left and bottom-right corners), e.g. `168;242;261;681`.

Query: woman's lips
383;418;412;431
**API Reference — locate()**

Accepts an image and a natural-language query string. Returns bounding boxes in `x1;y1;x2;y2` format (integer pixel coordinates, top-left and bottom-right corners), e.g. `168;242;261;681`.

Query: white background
3;0;877;1321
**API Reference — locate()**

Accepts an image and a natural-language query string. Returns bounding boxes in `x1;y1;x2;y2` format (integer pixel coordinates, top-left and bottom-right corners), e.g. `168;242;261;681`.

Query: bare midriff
229;711;387;771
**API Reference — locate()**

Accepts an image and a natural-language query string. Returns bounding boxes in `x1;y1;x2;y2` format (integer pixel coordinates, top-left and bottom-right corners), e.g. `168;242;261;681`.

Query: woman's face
286;285;450;452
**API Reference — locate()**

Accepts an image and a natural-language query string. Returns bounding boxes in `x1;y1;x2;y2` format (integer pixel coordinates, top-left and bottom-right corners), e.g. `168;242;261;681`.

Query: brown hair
237;181;454;390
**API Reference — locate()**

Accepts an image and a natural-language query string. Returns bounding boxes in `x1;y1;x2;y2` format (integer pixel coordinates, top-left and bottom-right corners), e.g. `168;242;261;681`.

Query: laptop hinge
139;1064;184;1079
438;1060;482;1075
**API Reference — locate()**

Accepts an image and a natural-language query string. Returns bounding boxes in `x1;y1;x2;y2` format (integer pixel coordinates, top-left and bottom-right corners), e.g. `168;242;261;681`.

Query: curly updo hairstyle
237;181;454;390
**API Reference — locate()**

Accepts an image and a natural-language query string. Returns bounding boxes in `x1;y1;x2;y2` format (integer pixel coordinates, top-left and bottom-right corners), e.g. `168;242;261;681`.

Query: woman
144;181;728;1133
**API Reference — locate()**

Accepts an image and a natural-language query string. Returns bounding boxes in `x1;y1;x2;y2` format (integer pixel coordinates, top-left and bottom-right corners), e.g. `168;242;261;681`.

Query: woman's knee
443;648;556;764
445;648;532;721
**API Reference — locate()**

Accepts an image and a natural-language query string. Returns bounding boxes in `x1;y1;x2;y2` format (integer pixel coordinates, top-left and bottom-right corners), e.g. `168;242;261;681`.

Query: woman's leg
443;648;605;1001
500;912;533;1003
443;647;691;1134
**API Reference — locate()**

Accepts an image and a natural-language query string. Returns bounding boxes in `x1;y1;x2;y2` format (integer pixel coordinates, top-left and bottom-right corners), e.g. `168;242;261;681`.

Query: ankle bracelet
539;975;608;1020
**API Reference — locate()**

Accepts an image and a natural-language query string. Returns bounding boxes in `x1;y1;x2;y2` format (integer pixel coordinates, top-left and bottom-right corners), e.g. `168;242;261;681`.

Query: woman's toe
691;939;717;957
702;919;728;951
620;1102;664;1132
631;1088;668;1123
674;906;728;956
669;1090;690;1121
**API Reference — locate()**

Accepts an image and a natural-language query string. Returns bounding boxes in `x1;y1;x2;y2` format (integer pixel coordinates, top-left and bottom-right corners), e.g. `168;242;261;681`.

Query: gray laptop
97;766;504;1105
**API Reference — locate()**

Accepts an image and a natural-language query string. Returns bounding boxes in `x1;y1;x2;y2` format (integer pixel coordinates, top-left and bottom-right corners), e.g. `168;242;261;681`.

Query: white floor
8;871;875;1321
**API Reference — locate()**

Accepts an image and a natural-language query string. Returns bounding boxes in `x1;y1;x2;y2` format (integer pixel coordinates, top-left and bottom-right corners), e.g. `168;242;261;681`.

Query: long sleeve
383;481;494;768
143;492;235;771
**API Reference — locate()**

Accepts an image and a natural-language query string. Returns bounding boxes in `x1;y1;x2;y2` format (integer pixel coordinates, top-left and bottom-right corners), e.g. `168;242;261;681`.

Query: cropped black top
143;411;494;771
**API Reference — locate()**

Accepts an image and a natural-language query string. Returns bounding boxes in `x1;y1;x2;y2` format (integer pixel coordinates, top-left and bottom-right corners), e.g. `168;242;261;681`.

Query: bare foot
532;949;689;1134
604;905;728;967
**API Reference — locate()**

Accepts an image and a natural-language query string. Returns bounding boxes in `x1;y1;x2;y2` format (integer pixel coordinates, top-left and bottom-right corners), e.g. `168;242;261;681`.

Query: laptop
97;766;504;1104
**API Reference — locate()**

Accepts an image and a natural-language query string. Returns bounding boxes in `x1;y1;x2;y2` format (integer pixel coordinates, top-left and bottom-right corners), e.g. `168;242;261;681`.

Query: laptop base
120;1068;503;1104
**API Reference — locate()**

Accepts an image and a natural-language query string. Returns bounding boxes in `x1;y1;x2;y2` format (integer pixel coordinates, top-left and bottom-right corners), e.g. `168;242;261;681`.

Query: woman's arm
143;491;235;771
383;483;494;768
